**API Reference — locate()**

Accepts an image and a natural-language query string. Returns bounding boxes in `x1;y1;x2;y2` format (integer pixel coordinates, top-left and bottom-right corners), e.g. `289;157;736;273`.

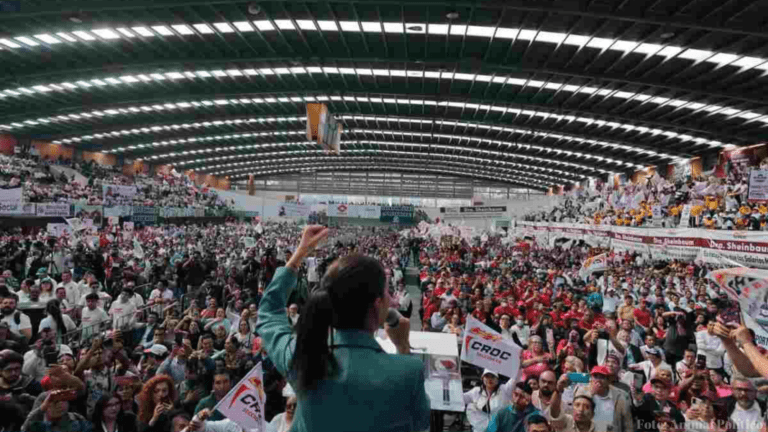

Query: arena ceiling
1;0;766;191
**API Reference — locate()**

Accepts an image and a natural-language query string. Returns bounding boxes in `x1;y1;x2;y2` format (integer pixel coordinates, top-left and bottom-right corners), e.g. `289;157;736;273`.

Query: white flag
214;362;267;432
461;315;522;379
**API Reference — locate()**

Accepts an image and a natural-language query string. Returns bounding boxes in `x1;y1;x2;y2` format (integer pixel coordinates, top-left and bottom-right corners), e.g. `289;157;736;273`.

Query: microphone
386;308;402;328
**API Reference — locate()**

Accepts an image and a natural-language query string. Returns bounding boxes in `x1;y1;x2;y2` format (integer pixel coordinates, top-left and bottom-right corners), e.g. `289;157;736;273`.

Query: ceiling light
446;12;460;20
659;32;675;39
247;3;262;15
406;25;423;32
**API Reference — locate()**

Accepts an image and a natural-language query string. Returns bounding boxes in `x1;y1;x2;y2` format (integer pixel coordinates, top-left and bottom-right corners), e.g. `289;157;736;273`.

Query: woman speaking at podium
257;225;431;432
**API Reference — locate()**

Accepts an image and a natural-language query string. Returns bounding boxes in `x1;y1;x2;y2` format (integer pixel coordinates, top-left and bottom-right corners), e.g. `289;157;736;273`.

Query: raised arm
255;226;328;377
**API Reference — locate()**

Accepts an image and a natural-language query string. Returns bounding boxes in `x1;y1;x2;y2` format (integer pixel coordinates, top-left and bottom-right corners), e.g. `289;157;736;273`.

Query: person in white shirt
38;299;77;344
729;378;765;432
80;292;109;339
22;323;72;381
462;369;517;432
109;288;138;330
267;396;297;432
510;318;531;348
0;292;32;340
675;347;696;383
77;280;112;310
287;304;299;326
440;289;458;310
628;347;670;382
122;281;146;309
148;280;175;315
696;323;726;369
395;283;412;318
57;270;81;307
602;288;620;315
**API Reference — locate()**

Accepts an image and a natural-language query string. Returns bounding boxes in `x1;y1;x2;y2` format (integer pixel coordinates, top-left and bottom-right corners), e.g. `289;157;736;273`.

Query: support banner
214;362;267;432
102;184;137;206
36;203;71;217
461;315;522;379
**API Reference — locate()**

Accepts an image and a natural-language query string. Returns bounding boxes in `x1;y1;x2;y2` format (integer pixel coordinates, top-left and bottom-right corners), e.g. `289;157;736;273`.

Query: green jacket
256;267;431;432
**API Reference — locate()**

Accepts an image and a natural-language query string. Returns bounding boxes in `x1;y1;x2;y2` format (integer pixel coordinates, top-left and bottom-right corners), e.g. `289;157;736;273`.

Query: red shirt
633;307;652;328
434;286;448;297
471;309;487;322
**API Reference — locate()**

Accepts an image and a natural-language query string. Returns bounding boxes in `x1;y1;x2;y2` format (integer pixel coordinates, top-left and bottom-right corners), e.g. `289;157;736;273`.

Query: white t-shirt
592;392;614;432
58;281;81;307
80;306;109;338
730;401;764;432
78;291;112;309
109;300;137;329
39;314;77;337
1;310;32;338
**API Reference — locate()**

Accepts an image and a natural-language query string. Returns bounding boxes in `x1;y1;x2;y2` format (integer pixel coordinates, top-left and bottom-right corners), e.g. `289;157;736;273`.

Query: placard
748;169;768;203
102;184;137;206
36;203;71;217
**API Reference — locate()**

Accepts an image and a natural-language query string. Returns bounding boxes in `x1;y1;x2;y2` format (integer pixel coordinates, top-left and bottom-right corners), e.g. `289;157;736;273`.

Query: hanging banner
278;202;311;217
748;169;768;203
47;223;72;237
214;362;267;432
440;206;507;218
461;315;522;379
0;187;28;214
74;205;103;226
380;205;414;223
104;205;132;217
102;184;137;206
132;206;158;225
0;202;34;215
36;203;71;217
327;203;349;217
349;205;381;219
709;267;768;348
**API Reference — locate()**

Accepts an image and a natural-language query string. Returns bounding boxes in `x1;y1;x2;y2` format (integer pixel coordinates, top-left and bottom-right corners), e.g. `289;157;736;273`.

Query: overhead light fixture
69;15;83;24
247;3;262;16
659;32;675;39
446;12;460;20
406;25;423;32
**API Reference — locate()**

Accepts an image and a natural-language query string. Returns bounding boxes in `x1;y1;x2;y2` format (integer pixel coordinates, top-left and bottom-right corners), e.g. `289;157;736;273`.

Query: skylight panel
339;21;360;32
494;27;518;39
273;20;295;30
232;21;254;32
213;22;235;33
151;26;174;36
71;31;97;41
56;33;78;42
611;40;637;52
586;38;613;49
32;34;61;44
536;31;565;44
0;39;21;48
171;24;194;35
466;25;495;37
131;27;154;37
427;23;449;35
709;53;738;66
92;28;121;39
731;56;763;69
14;36;39;46
679;49;712;61
192;24;214;34
517;29;537;40
383;22;404;33
115;28;136;38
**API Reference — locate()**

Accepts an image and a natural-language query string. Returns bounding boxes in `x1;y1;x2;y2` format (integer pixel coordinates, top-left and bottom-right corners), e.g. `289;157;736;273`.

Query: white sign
679;204;692;228
36;203;71;217
461;315;522;379
214;362;267;432
102;184;137;206
748;169;768;203
0;187;26;214
108;216;119;226
47;223;72;237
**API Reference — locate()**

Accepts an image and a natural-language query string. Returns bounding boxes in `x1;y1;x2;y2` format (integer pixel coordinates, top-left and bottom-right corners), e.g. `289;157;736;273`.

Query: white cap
57;344;73;358
144;344;168;357
482;368;499;378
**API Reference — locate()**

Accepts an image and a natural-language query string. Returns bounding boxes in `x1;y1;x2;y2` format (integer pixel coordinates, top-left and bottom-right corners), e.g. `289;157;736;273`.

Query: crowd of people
0;152;233;209
0;206;767;432
524;156;768;230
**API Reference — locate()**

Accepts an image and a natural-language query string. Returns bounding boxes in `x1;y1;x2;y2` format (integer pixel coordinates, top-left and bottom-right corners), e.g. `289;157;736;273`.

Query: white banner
214;362;267;432
748;169;768;203
461;315;522;379
102;184;137;206
47;223;72;237
679;204;692;227
65;218;88;232
327;203;350;217
278;202;310;217
0;187;26;214
0;202;34;215
349;205;381;219
36;203;71;217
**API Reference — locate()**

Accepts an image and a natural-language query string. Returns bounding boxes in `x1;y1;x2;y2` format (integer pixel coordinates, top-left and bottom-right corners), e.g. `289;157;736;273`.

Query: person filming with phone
256;225;430;432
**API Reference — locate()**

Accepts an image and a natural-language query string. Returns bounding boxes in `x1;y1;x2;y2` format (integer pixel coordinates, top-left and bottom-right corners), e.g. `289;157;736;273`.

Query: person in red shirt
633;299;653;333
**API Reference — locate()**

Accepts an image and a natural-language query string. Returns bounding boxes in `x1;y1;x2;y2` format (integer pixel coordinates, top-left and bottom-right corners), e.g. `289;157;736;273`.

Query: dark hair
573;395;595;411
516;381;534;395
45;299;66;336
291;254;386;393
0;350;23;368
526;413;551;430
92;393;126;428
85;293;99;301
167;409;191;423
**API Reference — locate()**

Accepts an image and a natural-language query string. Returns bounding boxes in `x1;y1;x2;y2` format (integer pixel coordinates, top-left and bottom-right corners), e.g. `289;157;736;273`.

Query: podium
376;331;464;431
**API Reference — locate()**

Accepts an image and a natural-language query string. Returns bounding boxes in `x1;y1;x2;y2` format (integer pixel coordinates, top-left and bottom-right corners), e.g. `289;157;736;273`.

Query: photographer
256;225;430;432
22;323;72;381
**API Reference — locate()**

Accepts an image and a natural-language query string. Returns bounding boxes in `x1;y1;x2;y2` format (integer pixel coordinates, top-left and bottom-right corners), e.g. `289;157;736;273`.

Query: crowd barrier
513;221;768;269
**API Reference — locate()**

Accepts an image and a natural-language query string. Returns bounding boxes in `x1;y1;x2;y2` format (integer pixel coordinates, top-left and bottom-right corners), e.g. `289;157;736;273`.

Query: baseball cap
144;344;168;357
590;365;610;377
39;321;54;331
36;267;47;275
57;344;73;359
482;369;499;378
